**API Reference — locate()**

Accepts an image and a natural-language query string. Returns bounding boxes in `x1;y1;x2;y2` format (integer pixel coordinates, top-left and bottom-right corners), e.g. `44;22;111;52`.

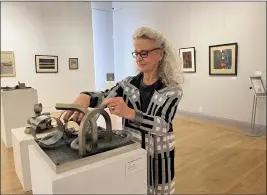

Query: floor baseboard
177;110;266;135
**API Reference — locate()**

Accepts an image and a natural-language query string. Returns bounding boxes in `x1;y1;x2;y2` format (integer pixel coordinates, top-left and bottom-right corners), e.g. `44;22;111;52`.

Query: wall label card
125;156;145;177
249;76;266;97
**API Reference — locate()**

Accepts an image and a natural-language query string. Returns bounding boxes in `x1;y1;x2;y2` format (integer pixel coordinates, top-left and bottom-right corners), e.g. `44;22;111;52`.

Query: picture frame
69;58;78;70
209;42;238;76
249;76;266;97
106;73;115;81
1;51;16;77
179;47;196;73
35;55;58;73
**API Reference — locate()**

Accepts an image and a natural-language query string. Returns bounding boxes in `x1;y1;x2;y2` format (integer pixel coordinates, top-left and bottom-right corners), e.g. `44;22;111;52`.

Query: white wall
112;2;266;125
1;2;95;110
2;2;265;126
91;2;114;91
113;2;159;82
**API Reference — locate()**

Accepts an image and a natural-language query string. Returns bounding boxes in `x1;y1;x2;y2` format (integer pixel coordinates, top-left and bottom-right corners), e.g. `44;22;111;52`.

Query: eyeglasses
132;48;161;58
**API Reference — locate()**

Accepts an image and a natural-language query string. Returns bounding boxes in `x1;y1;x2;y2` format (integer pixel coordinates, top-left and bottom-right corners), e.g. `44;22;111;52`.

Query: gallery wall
1;2;265;126
112;2;266;125
91;2;115;91
1;2;96;111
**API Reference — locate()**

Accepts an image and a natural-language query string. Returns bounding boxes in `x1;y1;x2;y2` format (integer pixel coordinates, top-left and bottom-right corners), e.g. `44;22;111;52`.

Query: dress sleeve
80;76;132;108
128;87;183;136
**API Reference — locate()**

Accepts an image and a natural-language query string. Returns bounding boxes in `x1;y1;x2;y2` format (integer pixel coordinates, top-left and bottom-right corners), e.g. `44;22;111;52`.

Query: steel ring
31;115;65;146
78;108;112;156
34;103;43;114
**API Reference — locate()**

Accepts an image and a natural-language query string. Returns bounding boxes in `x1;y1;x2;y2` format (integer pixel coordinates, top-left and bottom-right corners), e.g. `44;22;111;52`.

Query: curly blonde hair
132;27;184;87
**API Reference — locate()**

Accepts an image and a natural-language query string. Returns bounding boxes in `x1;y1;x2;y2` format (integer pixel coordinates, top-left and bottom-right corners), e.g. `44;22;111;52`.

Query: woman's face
133;38;163;74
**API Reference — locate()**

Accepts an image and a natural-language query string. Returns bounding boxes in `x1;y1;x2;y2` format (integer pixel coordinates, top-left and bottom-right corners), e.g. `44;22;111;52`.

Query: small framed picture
69;58;78;70
1;51;16;77
106;73;115;81
179;47;196;73
209;43;238;76
35;55;58;73
249;76;266;97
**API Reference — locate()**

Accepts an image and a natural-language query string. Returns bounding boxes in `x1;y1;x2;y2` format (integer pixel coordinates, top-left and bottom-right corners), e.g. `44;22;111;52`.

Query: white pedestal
1;89;38;148
29;144;147;194
11;127;52;192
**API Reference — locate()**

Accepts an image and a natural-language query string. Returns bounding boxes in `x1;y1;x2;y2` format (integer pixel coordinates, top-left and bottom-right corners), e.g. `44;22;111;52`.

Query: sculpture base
29;143;147;194
40;138;135;167
33;131;139;174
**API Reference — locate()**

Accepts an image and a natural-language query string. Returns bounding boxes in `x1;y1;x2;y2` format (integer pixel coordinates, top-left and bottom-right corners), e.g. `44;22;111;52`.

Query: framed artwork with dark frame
209;42;238;76
69;58;78;70
1;51;16;77
179;47;196;73
35;55;58;73
106;73;115;81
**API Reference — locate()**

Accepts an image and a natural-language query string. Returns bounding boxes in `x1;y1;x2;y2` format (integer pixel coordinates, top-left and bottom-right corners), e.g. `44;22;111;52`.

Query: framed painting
69;58;78;70
35;55;58;73
106;73;115;81
209;43;238;76
179;47;196;73
1;51;16;77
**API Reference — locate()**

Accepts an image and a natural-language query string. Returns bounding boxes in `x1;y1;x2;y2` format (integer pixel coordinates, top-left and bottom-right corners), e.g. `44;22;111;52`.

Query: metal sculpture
1;81;32;91
28;101;133;159
25;103;53;134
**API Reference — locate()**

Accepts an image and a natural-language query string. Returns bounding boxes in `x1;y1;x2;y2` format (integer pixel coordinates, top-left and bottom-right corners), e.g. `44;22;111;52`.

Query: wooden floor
1;116;266;194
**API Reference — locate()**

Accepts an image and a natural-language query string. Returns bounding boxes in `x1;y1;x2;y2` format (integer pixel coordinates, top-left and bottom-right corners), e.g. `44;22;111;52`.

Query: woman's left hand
103;97;136;120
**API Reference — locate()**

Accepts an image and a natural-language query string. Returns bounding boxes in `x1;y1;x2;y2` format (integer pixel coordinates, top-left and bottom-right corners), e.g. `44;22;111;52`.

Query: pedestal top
11;127;52;142
29;143;145;179
1;88;36;93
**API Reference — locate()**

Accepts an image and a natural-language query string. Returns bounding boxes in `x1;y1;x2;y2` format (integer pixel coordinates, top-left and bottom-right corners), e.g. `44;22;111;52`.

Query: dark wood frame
179;47;196;73
69;58;78;70
106;73;115;81
209;42;238;76
35;55;58;73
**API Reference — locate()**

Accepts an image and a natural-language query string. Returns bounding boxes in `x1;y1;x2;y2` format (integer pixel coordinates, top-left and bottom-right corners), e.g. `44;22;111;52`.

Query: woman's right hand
63;94;91;123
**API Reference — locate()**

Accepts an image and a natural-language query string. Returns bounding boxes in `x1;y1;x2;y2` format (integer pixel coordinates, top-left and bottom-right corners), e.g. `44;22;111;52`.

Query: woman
64;26;183;194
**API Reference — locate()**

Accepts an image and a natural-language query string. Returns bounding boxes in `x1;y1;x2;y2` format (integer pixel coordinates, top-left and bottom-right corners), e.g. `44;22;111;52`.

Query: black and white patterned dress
82;73;183;194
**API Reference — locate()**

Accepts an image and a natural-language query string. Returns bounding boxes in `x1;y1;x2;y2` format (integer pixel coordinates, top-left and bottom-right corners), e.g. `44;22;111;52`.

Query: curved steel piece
55;103;88;115
27;103;52;134
31;115;65;146
78;108;112;156
34;103;43;116
64;121;79;137
70;129;132;153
